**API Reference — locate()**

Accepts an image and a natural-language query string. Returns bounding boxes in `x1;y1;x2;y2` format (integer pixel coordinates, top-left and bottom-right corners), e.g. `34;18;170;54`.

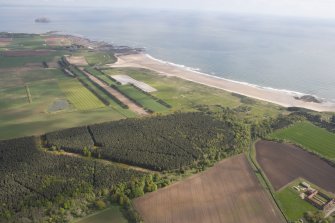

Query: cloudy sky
2;0;335;19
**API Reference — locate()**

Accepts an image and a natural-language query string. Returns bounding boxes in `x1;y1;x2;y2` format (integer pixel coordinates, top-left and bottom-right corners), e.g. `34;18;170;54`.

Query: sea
1;5;335;103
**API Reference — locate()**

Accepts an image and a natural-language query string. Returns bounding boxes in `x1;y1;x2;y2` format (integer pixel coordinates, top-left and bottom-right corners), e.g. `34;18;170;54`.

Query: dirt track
256;140;335;192
80;69;148;115
134;154;284;223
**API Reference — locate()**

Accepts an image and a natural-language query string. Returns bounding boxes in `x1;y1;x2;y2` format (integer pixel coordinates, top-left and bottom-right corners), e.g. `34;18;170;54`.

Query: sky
2;0;335;19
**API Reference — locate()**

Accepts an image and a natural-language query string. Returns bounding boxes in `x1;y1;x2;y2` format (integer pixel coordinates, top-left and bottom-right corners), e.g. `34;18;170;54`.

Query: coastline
108;53;335;112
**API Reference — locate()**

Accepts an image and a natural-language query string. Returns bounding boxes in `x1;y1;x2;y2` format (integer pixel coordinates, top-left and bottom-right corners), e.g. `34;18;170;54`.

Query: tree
82;147;91;157
144;175;157;193
95;200;106;210
129;177;144;198
331;115;335;123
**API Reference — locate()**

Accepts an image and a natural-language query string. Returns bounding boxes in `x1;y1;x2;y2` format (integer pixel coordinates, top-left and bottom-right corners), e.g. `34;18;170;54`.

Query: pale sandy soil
0;38;12;47
65;55;88;66
112;74;157;92
44;36;72;47
108;53;335;112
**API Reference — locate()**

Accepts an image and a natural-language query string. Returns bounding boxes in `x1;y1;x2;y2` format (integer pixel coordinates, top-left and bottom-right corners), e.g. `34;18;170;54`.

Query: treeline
291;110;335;133
77;78;110;106
110;84;152;112
45;126;94;153
45;112;250;171
250;109;335;139
0;137;144;223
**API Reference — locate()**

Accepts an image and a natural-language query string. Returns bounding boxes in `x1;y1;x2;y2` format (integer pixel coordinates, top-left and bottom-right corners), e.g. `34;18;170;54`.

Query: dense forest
45;112;250;170
1;111;251;223
0;137;144;223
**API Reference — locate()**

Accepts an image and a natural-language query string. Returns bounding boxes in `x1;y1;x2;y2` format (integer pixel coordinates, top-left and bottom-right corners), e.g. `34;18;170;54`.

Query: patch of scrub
48;99;70;112
74;206;127;223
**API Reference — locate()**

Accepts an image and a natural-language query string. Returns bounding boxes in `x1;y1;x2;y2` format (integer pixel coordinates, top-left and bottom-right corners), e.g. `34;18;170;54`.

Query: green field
84;51;117;65
9;35;46;49
70;66;136;117
0;86;28;109
117;84;167;112
275;179;317;221
73;206;127;223
85;67;117;85
59;79;105;111
270;121;335;159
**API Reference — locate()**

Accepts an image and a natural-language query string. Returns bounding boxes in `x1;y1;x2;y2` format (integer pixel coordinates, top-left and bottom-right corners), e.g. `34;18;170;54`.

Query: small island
35;17;50;23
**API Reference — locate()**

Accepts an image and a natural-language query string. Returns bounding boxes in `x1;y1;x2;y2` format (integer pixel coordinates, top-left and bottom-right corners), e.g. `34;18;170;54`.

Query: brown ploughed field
134;154;284;223
44;36;71;46
0;37;12;46
256;140;335;192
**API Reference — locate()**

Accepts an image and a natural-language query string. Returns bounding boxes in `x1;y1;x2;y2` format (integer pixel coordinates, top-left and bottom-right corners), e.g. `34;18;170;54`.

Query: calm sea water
1;6;335;102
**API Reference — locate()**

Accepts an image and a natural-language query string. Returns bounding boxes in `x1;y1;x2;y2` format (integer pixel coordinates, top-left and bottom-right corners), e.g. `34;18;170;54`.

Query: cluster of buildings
293;181;335;217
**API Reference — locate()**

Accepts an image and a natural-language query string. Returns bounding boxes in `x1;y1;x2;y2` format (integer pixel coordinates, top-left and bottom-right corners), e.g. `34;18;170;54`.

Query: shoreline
108;53;335;112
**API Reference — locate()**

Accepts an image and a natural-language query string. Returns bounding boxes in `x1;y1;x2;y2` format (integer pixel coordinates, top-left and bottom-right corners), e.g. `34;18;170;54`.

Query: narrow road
80;68;148;115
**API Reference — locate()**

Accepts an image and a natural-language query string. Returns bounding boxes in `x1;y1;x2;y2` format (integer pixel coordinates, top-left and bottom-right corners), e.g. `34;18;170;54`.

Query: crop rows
59;80;105;110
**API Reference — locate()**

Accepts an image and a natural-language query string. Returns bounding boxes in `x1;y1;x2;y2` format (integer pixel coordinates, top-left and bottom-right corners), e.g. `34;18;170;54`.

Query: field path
79;68;148;115
134;154;285;223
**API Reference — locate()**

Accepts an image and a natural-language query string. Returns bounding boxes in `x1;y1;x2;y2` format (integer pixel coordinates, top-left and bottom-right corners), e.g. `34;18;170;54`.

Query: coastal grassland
84;51;117;65
270;121;335;159
73;205;127;223
116;84;167;112
102;67;283;119
275;179;317;221
58;79;105;111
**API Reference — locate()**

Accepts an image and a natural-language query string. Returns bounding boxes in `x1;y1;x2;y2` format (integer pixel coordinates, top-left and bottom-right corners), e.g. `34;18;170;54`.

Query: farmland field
74;206;127;223
0;86;28;109
117;85;167;112
255;140;335;192
134;154;285;223
58;79;105;110
270;121;335;159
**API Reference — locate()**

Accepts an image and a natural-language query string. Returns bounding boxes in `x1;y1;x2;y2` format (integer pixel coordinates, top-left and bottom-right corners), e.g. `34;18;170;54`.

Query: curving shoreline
108;53;335;112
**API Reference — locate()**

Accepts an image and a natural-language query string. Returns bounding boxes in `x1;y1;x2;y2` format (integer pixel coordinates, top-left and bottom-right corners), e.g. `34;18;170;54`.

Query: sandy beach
108;53;335;112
